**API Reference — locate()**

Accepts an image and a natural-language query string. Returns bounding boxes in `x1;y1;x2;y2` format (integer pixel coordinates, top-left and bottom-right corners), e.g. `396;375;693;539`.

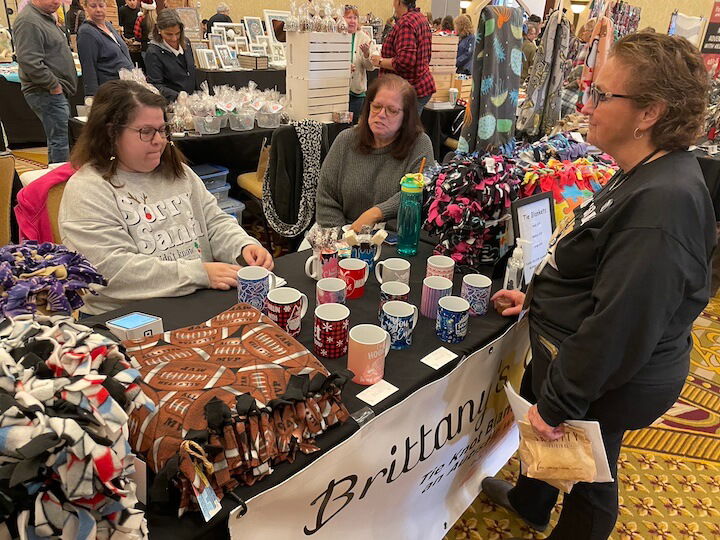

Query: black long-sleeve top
529;150;716;427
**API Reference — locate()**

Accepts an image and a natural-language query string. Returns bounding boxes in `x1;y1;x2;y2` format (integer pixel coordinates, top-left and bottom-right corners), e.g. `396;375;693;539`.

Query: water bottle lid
401;173;424;193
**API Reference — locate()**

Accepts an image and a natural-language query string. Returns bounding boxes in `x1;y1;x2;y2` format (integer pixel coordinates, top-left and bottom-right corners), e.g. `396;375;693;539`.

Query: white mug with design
374;257;411;284
426;255;455;281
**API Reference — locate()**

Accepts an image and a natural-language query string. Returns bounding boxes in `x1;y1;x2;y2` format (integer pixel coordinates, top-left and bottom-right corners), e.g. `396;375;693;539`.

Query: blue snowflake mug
237;266;276;313
436;296;470;344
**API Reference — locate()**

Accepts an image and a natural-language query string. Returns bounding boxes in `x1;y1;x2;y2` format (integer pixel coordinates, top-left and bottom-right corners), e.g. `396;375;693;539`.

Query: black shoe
481;477;549;532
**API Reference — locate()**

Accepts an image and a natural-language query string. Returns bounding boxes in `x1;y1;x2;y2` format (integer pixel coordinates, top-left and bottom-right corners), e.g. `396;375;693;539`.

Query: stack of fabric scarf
515;132;592;165
123;303;351;516
0;242;106;317
424;153;522;267
0;315;153;539
520;156;617;223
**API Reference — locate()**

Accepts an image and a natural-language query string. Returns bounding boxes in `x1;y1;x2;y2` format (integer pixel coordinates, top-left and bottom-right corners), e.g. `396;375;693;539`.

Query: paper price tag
192;465;221;522
569;131;585;143
250;99;264;111
356;380;399;406
420;347;458;370
267;103;284;113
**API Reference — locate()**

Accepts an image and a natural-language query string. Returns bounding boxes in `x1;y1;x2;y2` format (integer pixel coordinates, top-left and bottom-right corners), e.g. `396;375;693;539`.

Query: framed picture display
270;43;286;62
243;16;265;44
263;10;289;43
175;7;202;41
249;43;268;56
215;44;235;69
213;22;246;41
200;48;217;70
510;191;555;284
234;36;249;53
256;36;271;51
360;25;373;40
208;32;225;51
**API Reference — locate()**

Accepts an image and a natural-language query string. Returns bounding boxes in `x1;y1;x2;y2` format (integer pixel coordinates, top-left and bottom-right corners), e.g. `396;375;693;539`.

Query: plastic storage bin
220;197;245;223
190;164;229;190
193;115;221;135
208;183;231;203
218;115;229;128
256;111;281;128
229;111;255;131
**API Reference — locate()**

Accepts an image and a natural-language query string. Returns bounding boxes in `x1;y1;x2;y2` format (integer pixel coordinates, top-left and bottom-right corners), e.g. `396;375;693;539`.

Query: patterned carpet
448;297;720;540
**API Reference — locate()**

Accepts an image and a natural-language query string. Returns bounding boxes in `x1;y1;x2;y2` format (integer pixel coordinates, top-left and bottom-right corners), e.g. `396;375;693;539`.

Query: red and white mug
339;258;369;299
313;303;350;359
265;287;308;337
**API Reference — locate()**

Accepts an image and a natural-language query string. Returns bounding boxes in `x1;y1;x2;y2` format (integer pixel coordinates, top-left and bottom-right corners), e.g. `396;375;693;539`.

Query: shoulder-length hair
152;8;185;44
70;80;185;184
355;74;423;160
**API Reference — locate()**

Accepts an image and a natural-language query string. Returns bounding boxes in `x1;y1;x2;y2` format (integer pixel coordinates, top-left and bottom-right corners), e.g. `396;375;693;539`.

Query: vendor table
0;69;85;148
196;68;287;94
85;241;513;539
421;105;465;161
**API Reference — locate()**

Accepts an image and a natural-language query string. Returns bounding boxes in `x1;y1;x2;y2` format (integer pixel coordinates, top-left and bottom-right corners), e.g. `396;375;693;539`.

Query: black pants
507;329;685;540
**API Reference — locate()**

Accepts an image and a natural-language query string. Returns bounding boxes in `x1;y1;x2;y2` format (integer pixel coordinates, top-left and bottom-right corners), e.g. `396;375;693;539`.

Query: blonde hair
454;14;473;38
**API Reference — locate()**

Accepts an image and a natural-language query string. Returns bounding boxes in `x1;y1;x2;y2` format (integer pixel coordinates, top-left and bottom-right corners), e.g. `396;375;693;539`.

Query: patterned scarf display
123;303;350;516
459;6;523;153
262;119;323;237
0;315;152;539
579;16;614;108
516;10;571;138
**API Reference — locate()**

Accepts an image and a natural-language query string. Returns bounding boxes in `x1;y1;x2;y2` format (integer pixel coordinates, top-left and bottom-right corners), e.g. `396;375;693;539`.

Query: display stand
429;34;457;103
286;32;351;122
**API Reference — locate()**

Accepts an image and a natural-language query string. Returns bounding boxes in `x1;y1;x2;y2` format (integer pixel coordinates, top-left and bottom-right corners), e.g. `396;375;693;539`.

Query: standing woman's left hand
360;42;370;58
527;405;565;441
242;244;274;270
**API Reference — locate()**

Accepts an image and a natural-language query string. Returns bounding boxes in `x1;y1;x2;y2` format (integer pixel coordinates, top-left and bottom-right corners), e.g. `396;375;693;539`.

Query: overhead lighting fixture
570;1;588;14
460;0;471;9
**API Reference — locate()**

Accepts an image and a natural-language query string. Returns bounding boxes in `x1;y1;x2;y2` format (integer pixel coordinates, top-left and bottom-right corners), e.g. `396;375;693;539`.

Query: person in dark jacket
485;33;715;540
205;2;231;37
77;0;133;96
118;0;140;38
65;0;85;35
145;9;196;101
454;14;473;75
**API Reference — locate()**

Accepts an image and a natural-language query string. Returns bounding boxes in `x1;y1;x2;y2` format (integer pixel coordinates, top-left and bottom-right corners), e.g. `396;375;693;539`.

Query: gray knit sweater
315;127;434;227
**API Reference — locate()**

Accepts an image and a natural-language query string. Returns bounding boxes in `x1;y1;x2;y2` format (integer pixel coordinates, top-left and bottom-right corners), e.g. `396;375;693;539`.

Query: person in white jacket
60;80;273;315
344;5;376;124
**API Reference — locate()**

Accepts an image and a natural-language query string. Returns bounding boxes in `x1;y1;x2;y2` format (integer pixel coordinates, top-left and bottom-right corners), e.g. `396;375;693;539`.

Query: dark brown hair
355;74;423;160
70;80;185;184
610;32;709;151
152;8;185;44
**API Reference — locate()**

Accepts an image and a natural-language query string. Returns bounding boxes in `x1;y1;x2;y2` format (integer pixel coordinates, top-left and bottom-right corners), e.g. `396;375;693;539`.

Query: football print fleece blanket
123;303;351;515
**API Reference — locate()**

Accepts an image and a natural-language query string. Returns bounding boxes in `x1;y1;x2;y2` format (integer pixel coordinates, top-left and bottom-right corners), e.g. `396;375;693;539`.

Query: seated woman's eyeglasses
589;83;634;108
123;125;172;142
369;102;402;117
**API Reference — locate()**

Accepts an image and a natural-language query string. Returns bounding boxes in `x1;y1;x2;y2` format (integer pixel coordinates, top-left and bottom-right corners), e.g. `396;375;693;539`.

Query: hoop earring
633;128;644;140
109;155;116;161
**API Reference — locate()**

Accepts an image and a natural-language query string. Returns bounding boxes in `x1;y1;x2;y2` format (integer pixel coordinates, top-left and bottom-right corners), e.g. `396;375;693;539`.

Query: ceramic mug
378;281;410;317
237;266;276;312
435;296;470;344
421;276;453;319
313;303;350;359
461;274;493;316
426;255;455;281
380;300;419;350
265;287;308;337
339;258;369;299
375;257;411;284
305;248;339;280
316;277;347;305
342;225;383;271
348;324;391;385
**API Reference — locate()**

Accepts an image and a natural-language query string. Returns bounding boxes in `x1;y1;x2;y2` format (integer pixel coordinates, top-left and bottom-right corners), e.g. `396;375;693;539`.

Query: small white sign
420;347;458;370
356;379;399;406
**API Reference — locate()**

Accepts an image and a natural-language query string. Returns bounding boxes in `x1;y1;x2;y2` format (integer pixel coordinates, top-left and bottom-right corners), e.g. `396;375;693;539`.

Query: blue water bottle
397;173;425;257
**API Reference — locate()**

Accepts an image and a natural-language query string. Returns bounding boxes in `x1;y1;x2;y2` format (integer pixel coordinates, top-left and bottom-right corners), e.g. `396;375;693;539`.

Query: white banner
230;320;530;539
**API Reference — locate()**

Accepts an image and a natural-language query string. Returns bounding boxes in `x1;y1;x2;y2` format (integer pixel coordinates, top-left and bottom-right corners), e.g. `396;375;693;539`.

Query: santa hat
140;1;156;10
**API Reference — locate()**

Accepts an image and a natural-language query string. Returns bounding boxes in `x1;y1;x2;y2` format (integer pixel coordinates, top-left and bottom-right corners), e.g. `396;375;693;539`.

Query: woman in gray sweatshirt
60;80;273;315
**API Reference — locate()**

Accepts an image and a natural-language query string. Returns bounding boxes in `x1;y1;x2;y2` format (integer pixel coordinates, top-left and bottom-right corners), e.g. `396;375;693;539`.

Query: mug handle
374;243;382;261
299;292;309;318
363;264;370;284
268;272;277;290
382;329;391;356
304;255;319;279
410;305;419;330
374;261;385;284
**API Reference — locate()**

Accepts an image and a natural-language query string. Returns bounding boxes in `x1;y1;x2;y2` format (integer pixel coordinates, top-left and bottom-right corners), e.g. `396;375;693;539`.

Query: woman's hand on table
528;405;565;441
204;262;241;290
490;289;526;316
242;244;275;270
351;207;383;233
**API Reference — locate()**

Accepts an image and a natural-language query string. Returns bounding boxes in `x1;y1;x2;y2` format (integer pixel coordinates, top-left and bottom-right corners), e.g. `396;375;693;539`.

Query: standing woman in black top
145;9;196;101
484;33;716;540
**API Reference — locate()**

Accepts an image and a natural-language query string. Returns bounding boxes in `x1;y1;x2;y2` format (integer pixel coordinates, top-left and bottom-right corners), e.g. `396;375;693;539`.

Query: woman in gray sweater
316;74;434;231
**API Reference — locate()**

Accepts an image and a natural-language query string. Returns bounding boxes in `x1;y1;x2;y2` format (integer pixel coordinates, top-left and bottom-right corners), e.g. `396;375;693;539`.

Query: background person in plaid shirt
371;0;435;115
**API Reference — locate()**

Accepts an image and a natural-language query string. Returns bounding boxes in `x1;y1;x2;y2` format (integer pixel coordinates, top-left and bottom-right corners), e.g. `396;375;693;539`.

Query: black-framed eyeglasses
122;124;172;142
589;83;635;108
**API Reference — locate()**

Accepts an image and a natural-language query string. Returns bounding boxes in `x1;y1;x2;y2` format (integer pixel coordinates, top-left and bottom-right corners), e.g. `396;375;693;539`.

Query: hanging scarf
579;16;613;108
262;120;323;237
516;9;571;138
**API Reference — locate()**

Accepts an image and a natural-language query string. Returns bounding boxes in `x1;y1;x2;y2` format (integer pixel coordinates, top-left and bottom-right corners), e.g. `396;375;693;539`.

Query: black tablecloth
84;241;511;539
0;77;85;147
421;105;465;161
196;68;287;94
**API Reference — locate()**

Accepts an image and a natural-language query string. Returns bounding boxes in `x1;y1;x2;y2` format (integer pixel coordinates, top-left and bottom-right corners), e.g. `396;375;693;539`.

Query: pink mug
348;324;391;385
339;258;369;299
